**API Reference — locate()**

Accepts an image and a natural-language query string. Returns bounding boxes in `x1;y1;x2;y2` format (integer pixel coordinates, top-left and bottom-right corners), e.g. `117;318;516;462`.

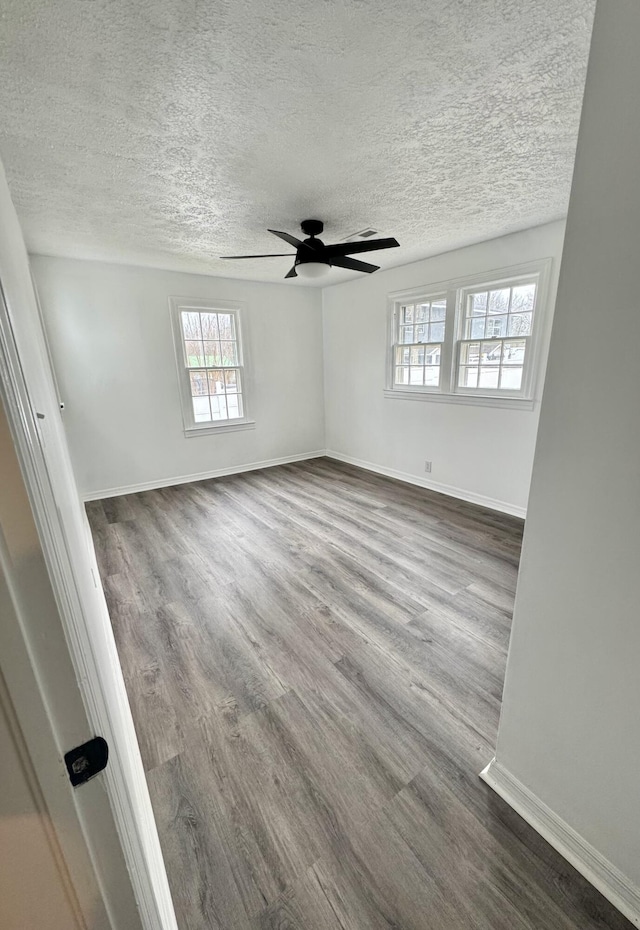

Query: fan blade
323;237;400;257
329;256;379;274
268;229;308;249
284;265;298;278
220;253;295;259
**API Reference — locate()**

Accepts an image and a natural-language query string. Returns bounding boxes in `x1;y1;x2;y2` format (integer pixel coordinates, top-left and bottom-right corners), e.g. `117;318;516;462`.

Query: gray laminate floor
87;457;631;930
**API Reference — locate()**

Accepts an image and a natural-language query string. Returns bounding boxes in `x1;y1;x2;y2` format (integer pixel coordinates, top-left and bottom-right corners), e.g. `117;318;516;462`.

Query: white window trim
169;296;255;437
385;258;553;409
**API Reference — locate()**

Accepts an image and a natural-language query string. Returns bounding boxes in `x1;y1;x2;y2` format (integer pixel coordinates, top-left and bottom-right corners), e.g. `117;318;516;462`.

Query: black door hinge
64;736;109;787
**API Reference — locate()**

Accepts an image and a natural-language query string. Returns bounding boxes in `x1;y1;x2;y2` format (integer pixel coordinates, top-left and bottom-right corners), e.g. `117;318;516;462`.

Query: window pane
396;346;411;365
460;342;481;366
511;284;535;312
220;341;238;365
429;321;445;342
502;339;527;364
500;367;523;390
459;367;478;388
480;341;501;364
414;304;428;323
185;341;205;367
395;366;409;385
217;314;234;340
486;315;507;338
400;326;414;344
207;370;225;395
507;312;532;336
409;367;425;385
470;292;487;314
224;369;240;393
430;300;446;322
192;395;211;422
226;394;243;419
425;345;441;364
478;367;500;388
415;324;428;344
470;317;485;339
200;313;219;341
181;312;202;340
189;371;208;396
410;346;425;365
210;394;228;420
425;367;440;387
488;289;510;314
203;341;222;366
402;305;414;323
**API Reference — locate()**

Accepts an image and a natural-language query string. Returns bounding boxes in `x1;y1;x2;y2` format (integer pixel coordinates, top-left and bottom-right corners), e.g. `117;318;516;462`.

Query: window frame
385;259;553;409
169;296;255;437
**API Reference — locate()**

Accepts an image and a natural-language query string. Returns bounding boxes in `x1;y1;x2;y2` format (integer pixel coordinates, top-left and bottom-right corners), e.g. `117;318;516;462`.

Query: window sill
383;389;536;411
184;419;256;438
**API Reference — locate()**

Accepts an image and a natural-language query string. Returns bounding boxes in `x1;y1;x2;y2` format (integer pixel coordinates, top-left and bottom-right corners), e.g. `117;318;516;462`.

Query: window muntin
387;262;549;404
393;297;446;389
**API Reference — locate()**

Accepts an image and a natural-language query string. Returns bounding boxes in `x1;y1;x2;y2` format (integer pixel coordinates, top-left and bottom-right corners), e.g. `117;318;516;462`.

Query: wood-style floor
87;458;631;930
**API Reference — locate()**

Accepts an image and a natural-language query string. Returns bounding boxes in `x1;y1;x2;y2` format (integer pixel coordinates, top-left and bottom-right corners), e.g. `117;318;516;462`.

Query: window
170;298;254;435
387;260;551;407
394;296;446;388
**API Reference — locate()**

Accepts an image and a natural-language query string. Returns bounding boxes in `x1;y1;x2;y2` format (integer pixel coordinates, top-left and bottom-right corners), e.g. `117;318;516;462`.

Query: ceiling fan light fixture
296;261;329;279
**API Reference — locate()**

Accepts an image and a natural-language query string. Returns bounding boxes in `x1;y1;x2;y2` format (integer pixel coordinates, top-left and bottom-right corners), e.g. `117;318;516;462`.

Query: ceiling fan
220;219;400;279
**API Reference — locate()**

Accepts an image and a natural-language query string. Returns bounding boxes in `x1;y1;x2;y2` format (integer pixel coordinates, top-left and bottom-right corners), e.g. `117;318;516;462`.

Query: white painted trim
82;450;326;501
383;389;536;411
184;418;256;437
480;758;640;927
325;450;527;518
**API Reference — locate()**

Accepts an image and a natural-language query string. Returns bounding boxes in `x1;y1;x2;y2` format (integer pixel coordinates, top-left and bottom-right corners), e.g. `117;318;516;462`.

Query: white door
0;162;177;930
0;671;83;930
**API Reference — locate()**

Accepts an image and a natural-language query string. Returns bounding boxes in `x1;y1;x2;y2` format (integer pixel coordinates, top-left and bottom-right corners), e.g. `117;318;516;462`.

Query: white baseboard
324;450;527;519
83;447;527;519
82;450;326;501
480;758;640;927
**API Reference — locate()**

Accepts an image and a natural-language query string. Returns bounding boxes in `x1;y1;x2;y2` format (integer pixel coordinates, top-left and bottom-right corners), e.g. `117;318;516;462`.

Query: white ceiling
0;0;595;285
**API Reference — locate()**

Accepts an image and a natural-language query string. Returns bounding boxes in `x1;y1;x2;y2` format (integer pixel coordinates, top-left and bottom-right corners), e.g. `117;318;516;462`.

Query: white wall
322;221;566;516
31;257;325;497
492;0;640;918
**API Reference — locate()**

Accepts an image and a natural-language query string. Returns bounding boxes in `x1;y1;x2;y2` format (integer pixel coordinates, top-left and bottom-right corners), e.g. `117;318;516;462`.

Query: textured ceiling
0;0;595;285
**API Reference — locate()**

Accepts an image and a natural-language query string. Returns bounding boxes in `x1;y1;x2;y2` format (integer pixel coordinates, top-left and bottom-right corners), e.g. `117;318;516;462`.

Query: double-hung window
394;296;447;388
170;297;254;435
387;260;551;407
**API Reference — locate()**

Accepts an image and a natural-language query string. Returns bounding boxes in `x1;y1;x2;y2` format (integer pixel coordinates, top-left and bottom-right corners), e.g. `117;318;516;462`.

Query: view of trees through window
180;310;243;422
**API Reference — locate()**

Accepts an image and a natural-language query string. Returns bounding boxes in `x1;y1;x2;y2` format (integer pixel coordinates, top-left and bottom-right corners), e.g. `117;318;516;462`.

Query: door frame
0;169;177;930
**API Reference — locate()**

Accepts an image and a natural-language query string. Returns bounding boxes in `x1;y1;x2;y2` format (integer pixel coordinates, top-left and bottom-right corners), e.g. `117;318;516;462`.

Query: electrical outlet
424;461;432;474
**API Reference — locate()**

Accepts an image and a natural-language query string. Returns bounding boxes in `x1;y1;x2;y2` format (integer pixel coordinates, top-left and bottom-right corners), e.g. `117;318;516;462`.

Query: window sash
179;309;245;424
455;336;530;395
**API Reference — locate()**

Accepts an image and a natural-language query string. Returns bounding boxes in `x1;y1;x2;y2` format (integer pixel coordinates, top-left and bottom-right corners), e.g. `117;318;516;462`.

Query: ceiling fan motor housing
297;219;327;266
300;218;324;237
